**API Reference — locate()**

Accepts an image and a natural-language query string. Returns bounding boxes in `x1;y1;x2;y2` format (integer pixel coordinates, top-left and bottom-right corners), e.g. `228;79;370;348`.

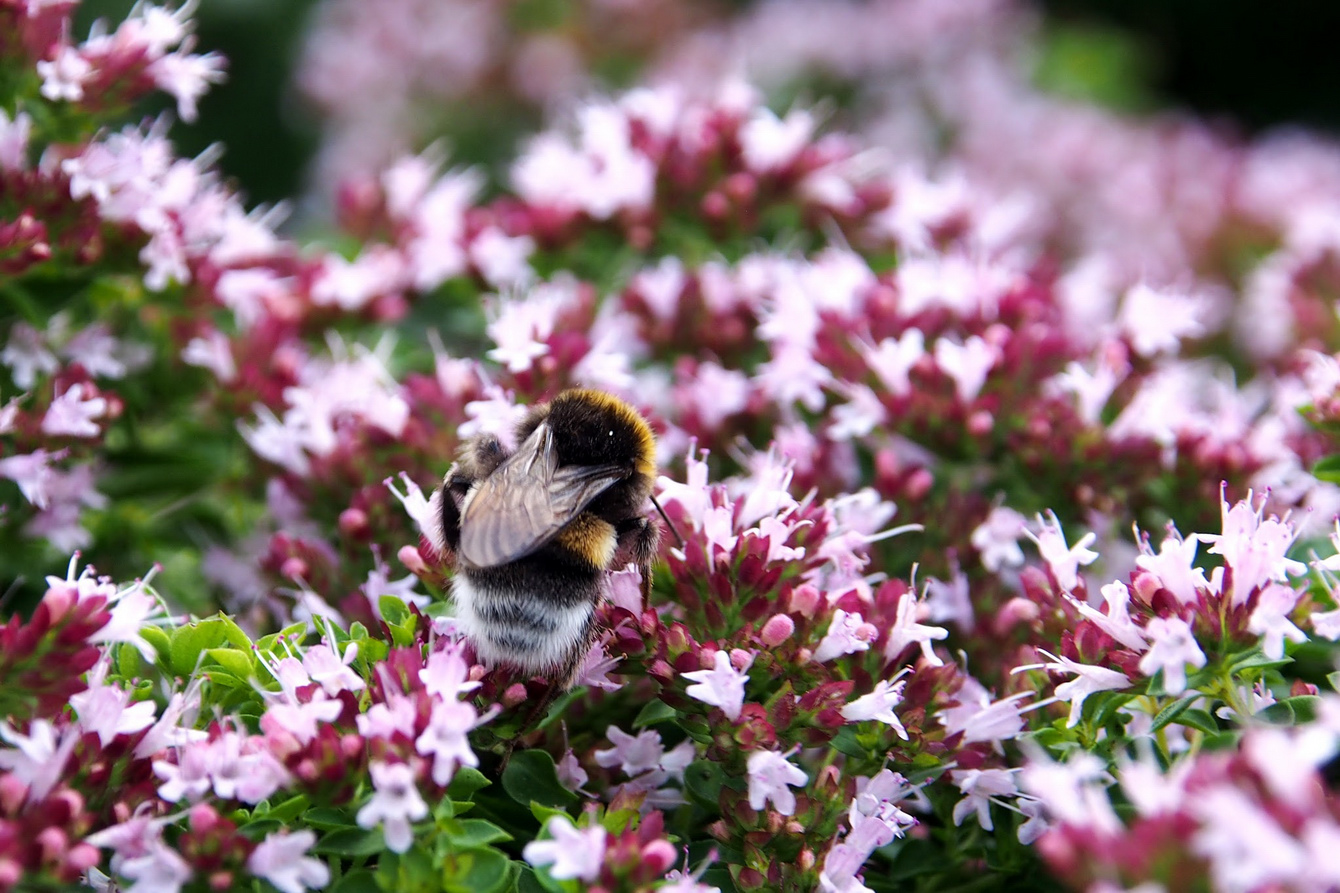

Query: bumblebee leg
615;515;661;602
435;464;475;552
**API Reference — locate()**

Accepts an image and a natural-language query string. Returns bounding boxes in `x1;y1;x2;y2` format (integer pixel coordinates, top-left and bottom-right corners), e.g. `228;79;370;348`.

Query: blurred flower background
9;0;1340;891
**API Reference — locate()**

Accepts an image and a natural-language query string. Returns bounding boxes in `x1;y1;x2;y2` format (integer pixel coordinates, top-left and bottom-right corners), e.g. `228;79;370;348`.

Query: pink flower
37;46;92;102
746;748;808;816
813;609;878;663
357;761;428;854
303;641;365;696
418;642;479;701
416;699;484;786
1200;490;1305;607
1119;284;1206;358
0;718;79;800
840;674;910;738
149;51;227;122
248;830;328;893
1067;581;1147;652
118;841;192;893
0;450;66;509
1135;531;1209;605
1248;583;1307;660
1013;650;1129;728
970;506;1027;573
682;650;751;721
69;667;156;746
933;335;998;402
594;726;679;778
739;108;814;173
485;283;570;373
882;591;949;667
1;322;58;387
1018;750;1120;835
860;330;925;398
1023;510;1098;592
42;384;108;438
0;108;31;172
523;815;607;882
1137;616;1206;695
951;768;1018;831
939;679;1031;746
1191;785;1306;892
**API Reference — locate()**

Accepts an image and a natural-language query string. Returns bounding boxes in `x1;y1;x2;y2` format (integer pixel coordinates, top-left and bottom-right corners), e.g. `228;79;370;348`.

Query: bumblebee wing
458;423;625;567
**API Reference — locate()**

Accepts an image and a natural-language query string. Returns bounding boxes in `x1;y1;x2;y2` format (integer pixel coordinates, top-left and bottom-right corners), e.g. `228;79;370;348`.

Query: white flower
1024;510;1098;592
840;676;909;739
812;609;878;663
1248;583;1307;660
42;384;108;438
682;650;751;721
746;749;808;816
933;335;998;402
247;830;329;893
882;590;948;666
951;768;1018;831
970;506;1027;572
356;761;428;854
522;815;606;882
1013;650;1129;727
1137;616;1206;695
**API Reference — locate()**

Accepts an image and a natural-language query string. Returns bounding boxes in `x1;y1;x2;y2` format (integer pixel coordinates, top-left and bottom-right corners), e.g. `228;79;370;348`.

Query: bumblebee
428;389;663;689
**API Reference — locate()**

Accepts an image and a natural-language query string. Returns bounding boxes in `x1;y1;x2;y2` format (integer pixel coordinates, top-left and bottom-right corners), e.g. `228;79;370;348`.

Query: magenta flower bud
905;468;934;501
189;803;221;834
701;191;730;220
993;597;1040;635
641;839;677;875
788;584;823;617
502;683;529;707
65;843;99;874
339;508;369;538
36;827;67;866
397;544;427;574
729;648;754;672
759;614;795;647
280;557;308;580
967;410;994;436
0;773;26;815
0;858;20;888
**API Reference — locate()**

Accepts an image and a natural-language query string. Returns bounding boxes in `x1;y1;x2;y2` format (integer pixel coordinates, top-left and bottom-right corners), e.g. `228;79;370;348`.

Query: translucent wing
458;423;626;568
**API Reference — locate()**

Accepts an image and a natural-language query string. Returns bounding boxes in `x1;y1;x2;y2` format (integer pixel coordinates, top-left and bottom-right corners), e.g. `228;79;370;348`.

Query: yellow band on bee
553;512;618;569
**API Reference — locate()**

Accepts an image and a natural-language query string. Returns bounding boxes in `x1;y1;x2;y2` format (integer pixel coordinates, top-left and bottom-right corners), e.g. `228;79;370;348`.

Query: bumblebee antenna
650;495;684;548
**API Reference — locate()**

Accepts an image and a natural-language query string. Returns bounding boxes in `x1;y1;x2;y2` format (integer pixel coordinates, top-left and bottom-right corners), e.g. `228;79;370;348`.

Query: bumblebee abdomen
453;555;603;674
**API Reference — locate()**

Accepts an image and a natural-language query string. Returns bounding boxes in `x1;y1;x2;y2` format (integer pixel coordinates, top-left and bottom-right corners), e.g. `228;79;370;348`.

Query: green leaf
330;870;380;893
1313;454;1340;485
380;595;410;625
1176;708;1220;735
304;807;357;831
442;846;511;893
205;647;254;680
215;613;253;649
444;818;512;848
446;766;491;800
684;759;726;810
501;750;578;809
312;828;384;857
1329;670;1340;694
631;699;679;729
170;618;231;677
829;727;868;759
1226;648;1292;676
114;642;143;679
529;802;570;827
139;626;171;665
1090;691;1135;730
516;867;554;893
254;795;309;825
1150;694;1198;733
1260;695;1320;726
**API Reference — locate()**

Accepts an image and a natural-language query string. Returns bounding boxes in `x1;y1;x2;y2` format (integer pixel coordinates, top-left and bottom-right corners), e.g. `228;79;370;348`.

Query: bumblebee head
545;389;656;477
